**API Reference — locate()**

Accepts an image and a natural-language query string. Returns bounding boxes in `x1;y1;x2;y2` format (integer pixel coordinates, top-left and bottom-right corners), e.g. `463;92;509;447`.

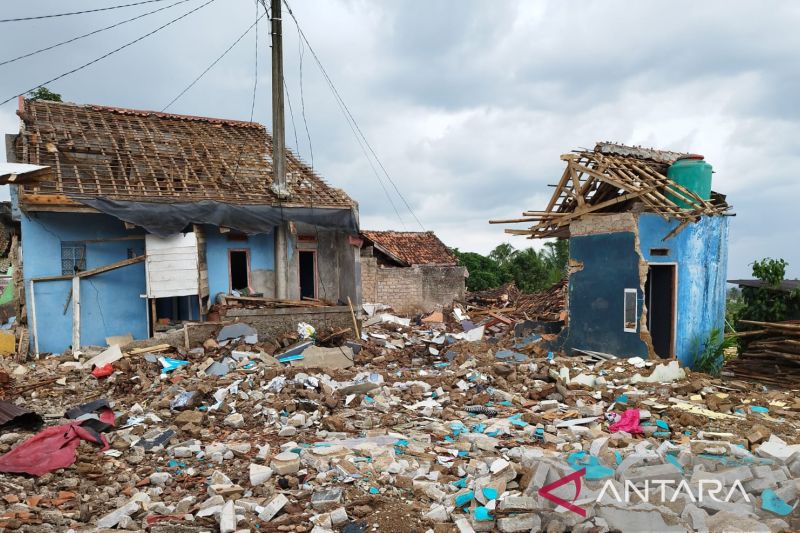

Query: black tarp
77;198;358;237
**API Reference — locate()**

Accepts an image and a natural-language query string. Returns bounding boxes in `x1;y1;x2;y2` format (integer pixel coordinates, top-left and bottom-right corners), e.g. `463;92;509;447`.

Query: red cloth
608;408;643;434
0;422;109;476
91;364;113;378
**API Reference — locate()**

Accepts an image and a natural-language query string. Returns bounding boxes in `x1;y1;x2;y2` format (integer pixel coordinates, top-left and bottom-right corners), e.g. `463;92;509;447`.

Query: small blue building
497;142;732;366
6;98;361;354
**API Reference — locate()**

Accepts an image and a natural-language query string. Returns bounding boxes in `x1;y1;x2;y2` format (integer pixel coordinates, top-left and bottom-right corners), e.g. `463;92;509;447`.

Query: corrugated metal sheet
0;400;43;431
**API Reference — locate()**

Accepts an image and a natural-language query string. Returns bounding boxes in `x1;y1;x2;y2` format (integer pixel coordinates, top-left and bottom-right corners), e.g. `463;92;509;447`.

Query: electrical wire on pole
0;0;194;68
0;0;218;106
282;0;425;231
0;0;173;23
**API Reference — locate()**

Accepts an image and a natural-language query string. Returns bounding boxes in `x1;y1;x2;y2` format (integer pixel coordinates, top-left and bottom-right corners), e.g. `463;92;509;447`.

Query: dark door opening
229;250;250;292
299;250;317;300
645;264;676;358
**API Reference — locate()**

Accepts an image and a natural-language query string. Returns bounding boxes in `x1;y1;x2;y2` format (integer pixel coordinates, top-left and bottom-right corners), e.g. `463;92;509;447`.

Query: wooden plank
72;276;80;350
33;255;144;282
30;280;39;356
149;288;199;299
147;260;199;272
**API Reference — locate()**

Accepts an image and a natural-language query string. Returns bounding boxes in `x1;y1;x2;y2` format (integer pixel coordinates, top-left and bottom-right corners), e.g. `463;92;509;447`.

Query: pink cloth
608;408;643;434
0;422;109;476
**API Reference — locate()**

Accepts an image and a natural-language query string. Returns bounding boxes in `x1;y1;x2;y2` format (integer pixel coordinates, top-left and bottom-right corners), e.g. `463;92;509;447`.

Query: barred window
61;242;86;276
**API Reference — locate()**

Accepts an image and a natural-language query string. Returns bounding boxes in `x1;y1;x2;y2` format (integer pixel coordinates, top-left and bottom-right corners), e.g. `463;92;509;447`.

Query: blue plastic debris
508;413;528;427
656;420;669;430
363;396;374;404
665;454;684;473
762;489;792;516
159;357;189;373
482;487;498;500
547;351;554;360
472;423;486;434
615;395;629;404
394;439;408;448
369;487;379;495
455;491;474;507
276;354;304;363
457;450;469;457
451;478;467;489
614;450;623;465
567;451;614;480
751;406;769;413
473;507;493;521
486;430;500;437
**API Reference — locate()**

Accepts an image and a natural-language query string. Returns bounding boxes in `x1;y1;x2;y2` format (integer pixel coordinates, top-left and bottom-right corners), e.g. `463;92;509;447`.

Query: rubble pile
0;310;798;532
465;280;567;339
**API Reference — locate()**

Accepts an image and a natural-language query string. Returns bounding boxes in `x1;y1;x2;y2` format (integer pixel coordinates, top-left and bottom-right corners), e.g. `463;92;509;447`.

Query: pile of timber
723;320;800;389
467;279;567;323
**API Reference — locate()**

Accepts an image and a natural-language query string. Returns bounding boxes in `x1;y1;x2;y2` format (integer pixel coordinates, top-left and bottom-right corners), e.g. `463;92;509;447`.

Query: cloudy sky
1;0;798;278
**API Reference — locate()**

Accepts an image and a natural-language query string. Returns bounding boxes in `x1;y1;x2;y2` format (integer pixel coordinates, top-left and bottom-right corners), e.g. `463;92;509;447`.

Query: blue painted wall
21;212;148;353
560;214;729;366
562;231;649;358
203;226;275;299
638;213;729;366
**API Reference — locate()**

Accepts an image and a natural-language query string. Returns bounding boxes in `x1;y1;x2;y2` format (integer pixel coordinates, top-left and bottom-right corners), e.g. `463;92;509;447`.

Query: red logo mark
537;467;587;516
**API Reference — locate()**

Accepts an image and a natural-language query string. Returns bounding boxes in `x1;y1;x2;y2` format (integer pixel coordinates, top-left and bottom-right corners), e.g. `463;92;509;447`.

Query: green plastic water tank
666;154;712;209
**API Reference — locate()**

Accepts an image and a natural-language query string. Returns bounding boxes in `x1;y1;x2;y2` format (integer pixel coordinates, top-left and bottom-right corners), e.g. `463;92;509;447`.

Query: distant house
7;98;361;353
359;230;467;314
494;142;732;366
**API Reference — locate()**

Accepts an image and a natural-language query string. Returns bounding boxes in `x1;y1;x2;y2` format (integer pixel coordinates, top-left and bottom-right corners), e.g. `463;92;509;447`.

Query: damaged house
360;230;467;314
6;98;360;354
493;142;732;366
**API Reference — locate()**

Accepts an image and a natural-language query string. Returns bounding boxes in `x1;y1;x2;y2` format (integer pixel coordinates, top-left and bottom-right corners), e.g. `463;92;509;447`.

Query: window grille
61;242;86;276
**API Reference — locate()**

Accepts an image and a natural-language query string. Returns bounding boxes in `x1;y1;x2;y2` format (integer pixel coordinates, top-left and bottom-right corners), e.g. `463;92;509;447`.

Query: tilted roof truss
491;148;731;239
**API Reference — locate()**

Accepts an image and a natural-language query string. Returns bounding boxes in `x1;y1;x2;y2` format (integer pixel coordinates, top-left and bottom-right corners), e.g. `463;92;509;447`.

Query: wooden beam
72;276;80;351
19;193;82;206
32;255;145;282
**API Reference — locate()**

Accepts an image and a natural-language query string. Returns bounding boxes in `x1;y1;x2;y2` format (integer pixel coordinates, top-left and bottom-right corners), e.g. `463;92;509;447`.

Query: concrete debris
0;309;799;532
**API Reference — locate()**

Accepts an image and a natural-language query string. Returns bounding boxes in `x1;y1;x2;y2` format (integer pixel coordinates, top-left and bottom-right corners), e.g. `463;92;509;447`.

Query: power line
282;0;425;231
0;0;172;23
162;8;266;111
0;0;217;107
0;0;194;68
298;35;314;169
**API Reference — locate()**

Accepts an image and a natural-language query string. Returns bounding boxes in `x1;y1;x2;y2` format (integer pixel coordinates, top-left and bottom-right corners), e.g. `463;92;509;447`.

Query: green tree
28;87;62;102
488;243;517;267
452;248;505;291
739;258;800;323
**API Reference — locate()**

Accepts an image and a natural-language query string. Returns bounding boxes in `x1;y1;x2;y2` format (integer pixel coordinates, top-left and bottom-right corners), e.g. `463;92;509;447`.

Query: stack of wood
467;279;567;323
723;320;800;388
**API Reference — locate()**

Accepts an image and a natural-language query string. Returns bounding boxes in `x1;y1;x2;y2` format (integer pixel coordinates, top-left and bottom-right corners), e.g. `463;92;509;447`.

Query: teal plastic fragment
482;487;498;500
458;450;469;457
394;439;409;447
160;357;189;372
486;430;500;437
762;489;792;516
751;405;769;413
615;395;629;404
614;451;622;465
472;423;486;433
665;454;684;473
656;420;669;430
473;507;493;521
364;396;374;403
369;487;379;494
451;478;467;488
653;431;670;437
566;451;614;480
499;400;512;406
455;491;474;507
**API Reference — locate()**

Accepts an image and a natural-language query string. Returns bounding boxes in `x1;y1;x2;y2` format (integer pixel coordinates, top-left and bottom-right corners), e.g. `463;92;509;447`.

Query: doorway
228;249;250;292
645;264;676;358
299;250;317;300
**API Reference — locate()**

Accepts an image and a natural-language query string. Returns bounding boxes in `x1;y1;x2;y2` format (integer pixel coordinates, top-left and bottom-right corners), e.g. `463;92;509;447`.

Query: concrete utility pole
271;0;288;299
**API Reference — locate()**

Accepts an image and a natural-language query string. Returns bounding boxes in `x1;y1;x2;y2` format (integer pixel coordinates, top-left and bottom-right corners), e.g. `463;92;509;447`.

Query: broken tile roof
360;230;457;266
14;99;355;209
492;141;732;239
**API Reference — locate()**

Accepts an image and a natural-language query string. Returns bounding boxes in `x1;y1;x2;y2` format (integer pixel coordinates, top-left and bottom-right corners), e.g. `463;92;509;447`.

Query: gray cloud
1;0;799;279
